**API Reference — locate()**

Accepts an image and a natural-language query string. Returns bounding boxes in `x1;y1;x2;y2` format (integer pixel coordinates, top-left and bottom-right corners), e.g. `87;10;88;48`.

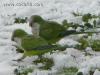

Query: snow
79;56;100;75
66;48;84;58
57;37;80;47
43;48;85;70
0;0;100;75
0;62;15;75
76;27;83;32
85;47;93;54
28;69;57;75
1;0;100;23
67;27;75;30
93;69;100;75
0;22;23;75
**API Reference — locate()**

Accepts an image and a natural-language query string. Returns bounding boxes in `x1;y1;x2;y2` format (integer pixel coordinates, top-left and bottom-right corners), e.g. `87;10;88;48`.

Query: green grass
75;38;89;50
91;40;100;51
14;67;33;75
33;58;54;70
14;17;27;23
82;13;92;22
76;37;100;51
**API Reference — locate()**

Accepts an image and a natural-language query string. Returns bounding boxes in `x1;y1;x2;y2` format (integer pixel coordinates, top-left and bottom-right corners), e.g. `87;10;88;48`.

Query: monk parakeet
29;15;76;44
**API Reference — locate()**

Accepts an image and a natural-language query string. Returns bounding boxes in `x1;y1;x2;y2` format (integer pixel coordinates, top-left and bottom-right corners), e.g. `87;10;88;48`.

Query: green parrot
29;15;77;44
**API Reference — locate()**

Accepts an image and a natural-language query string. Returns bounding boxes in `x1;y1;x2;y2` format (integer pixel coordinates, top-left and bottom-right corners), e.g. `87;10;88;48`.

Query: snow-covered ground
0;23;23;75
0;0;100;75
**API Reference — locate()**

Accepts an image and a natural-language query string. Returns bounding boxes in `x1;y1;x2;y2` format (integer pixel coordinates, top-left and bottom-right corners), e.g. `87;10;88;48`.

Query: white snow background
0;0;100;75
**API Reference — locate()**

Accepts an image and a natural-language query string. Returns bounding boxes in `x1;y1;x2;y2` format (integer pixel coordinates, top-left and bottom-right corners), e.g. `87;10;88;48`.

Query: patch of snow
57;38;80;47
9;23;32;34
76;27;83;32
67;27;75;30
79;56;100;74
66;48;84;58
28;69;57;75
44;48;85;70
85;47;93;53
93;69;100;75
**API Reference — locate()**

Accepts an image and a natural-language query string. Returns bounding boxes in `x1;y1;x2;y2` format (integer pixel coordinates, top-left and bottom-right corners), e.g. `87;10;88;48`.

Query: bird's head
29;15;44;27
